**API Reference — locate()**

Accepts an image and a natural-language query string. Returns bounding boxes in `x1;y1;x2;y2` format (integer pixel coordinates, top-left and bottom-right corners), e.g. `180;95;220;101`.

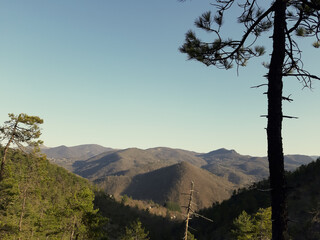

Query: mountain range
42;144;316;209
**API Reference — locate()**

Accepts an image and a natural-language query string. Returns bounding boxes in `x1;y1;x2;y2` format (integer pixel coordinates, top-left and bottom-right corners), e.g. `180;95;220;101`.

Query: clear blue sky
1;1;319;156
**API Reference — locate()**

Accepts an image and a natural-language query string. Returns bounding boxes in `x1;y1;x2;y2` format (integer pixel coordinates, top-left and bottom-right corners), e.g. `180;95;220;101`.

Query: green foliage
94;192;180;240
232;208;271;240
0;113;44;179
121;194;129;204
312;40;320;48
232;211;254;239
190;159;320;239
0;148;108;239
164;201;181;212
296;26;307;36
254;208;272;239
187;231;197;240
120;219;150;240
0;113;43;147
82;211;109;240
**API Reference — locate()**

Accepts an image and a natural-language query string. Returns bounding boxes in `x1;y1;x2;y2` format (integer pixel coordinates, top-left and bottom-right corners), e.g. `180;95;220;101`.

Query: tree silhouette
180;1;320;239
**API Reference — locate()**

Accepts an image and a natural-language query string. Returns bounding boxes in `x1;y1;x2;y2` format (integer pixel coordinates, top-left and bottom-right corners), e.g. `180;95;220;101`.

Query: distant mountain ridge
42;144;113;160
42;144;315;209
41;144;114;171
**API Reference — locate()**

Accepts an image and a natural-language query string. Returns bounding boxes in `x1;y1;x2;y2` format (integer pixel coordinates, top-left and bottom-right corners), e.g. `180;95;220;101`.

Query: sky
0;1;319;156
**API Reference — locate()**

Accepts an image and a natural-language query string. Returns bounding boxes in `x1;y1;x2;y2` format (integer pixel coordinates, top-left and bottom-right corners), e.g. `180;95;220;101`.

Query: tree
0;113;43;180
120;219;150;240
253;207;272;240
232;211;254;240
180;1;320;239
232;208;271;240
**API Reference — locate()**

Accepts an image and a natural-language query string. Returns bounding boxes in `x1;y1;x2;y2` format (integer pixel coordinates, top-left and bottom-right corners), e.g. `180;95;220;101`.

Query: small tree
232;211;255;240
120;219;150;240
0;113;43;180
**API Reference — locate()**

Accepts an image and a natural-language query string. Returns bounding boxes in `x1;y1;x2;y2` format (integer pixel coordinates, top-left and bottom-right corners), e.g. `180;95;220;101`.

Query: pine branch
283;73;320;80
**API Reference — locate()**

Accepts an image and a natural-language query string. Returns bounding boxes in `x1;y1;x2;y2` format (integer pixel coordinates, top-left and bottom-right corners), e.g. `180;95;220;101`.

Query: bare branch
283;115;299;119
283;73;320;81
251;83;268;88
282;95;294;102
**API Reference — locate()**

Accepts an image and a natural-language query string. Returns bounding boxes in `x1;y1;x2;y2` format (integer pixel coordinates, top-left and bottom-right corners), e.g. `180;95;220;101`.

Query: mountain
42;144;113;160
44;145;314;212
41;144;113;170
74;147;206;180
122;161;234;210
200;149;314;185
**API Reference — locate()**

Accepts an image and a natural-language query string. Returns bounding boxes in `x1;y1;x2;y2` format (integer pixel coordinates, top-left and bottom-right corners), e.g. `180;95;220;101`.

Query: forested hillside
189;158;320;240
0;147;182;240
0;148;107;239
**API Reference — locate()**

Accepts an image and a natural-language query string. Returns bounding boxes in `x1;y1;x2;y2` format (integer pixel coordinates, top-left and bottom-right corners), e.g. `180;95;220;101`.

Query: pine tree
0;113;43;180
232;208;272;240
232;211;254;240
120;219;150;240
180;1;320;239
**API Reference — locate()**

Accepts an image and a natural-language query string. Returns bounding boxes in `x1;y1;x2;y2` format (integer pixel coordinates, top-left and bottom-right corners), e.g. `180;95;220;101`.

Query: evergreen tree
232;211;255;240
180;1;320;239
0;113;43;180
232;208;272;240
253;207;272;240
120;219;150;240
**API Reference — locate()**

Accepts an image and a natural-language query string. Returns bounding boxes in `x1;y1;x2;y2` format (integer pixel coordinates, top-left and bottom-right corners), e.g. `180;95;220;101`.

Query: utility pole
184;181;194;240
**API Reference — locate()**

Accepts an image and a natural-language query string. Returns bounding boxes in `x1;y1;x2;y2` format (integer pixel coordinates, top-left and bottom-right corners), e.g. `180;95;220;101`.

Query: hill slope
74;147;313;186
122;161;234;210
190;158;320;240
74;147;206;180
201;148;314;185
0;148;106;239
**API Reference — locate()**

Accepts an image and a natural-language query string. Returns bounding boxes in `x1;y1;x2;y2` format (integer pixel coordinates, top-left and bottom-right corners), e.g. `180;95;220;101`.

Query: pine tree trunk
267;0;288;239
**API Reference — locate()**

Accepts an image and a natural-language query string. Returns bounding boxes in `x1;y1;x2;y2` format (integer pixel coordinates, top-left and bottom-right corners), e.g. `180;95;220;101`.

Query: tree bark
267;0;288;239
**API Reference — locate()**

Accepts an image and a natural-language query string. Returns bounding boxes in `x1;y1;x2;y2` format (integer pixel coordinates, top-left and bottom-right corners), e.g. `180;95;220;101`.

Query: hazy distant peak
205;148;239;156
41;144;113;161
54;145;68;148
